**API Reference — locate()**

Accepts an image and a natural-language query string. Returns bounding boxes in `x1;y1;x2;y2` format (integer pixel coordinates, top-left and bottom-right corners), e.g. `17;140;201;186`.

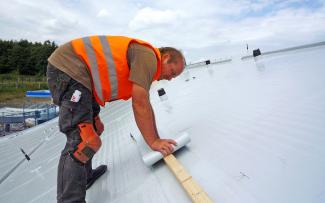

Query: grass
0;72;46;81
0;73;48;103
0;89;26;103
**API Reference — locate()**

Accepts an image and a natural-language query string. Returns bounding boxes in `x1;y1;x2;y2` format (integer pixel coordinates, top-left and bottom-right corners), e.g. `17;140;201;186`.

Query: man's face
159;54;184;81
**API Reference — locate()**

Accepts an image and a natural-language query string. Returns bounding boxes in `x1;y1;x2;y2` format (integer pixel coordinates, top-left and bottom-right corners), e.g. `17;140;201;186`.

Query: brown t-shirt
127;43;157;91
48;42;157;92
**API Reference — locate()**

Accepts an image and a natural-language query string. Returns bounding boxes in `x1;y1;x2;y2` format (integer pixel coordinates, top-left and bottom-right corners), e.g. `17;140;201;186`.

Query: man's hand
93;115;104;136
150;139;177;156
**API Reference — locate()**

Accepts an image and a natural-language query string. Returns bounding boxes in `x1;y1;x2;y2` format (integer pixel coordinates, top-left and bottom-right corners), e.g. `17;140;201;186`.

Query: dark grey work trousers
47;63;101;203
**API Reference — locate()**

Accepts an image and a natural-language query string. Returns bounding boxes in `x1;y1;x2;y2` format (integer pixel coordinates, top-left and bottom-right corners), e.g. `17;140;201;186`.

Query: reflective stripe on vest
82;36;118;101
99;36;118;100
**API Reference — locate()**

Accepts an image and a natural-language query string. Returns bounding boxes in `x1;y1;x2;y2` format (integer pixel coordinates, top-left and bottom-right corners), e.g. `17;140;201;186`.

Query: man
47;35;185;203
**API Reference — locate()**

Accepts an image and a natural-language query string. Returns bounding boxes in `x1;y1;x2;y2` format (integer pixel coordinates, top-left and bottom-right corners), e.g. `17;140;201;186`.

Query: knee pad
72;123;102;164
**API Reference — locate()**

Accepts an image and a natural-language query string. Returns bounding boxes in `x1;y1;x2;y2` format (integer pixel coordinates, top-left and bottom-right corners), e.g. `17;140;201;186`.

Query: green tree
0;40;14;73
0;39;57;75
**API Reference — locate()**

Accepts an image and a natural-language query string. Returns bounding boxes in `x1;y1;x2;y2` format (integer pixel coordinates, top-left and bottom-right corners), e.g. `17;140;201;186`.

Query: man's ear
162;53;170;64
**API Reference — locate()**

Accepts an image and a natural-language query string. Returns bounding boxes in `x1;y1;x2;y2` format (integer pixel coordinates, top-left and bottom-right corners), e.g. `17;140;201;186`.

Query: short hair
159;47;186;66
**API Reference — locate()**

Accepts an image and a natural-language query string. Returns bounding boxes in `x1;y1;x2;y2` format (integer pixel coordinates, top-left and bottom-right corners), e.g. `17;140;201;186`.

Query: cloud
97;9;111;18
129;7;183;31
0;0;324;62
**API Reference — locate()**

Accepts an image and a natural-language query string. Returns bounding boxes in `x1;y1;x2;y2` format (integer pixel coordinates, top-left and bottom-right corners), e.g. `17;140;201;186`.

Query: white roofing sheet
0;46;325;203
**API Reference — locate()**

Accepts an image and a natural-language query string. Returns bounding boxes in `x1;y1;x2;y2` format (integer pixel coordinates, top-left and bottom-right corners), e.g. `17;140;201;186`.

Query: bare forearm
132;100;159;146
150;104;159;136
131;83;176;156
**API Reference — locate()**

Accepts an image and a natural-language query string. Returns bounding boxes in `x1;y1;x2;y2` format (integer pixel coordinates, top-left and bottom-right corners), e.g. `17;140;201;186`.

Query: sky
0;0;325;62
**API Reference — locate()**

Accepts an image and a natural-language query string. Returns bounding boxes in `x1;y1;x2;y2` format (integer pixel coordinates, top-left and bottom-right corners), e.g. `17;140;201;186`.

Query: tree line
0;39;57;75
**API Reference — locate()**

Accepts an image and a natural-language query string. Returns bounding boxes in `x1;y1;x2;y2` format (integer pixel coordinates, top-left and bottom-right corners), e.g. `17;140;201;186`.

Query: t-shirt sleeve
128;44;157;91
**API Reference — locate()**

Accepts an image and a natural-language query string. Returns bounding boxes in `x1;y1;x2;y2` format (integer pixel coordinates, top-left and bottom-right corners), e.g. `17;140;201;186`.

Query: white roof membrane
1;45;325;203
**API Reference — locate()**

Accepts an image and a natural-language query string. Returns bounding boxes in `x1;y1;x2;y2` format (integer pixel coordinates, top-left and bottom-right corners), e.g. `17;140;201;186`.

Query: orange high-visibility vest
71;36;162;106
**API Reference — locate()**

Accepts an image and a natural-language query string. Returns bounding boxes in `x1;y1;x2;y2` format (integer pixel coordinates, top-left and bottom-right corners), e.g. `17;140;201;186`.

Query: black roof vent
157;88;166;97
253;49;261;57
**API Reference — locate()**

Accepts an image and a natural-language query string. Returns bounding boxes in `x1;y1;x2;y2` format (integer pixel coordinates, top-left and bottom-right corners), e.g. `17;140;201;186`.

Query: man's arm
132;83;176;156
150;104;159;137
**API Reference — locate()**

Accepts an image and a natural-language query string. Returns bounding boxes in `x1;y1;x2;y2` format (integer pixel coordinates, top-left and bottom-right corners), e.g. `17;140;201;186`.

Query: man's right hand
132;83;176;156
150;139;177;156
93;115;104;136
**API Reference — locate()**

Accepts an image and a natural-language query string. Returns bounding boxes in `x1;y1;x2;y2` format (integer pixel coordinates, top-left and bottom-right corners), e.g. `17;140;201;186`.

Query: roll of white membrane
142;132;190;166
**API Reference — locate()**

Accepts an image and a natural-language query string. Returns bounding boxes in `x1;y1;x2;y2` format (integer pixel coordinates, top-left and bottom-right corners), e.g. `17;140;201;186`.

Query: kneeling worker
47;35;186;203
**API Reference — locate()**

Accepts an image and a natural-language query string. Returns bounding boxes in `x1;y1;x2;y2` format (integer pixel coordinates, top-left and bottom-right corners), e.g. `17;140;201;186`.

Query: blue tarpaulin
26;90;51;98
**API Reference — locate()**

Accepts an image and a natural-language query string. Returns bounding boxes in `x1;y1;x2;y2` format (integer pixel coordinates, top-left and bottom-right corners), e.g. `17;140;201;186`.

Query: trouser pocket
59;101;93;133
58;79;93;133
58;103;73;133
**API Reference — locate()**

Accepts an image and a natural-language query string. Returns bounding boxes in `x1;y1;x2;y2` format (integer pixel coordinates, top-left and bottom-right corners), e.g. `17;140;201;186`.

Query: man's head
159;47;186;81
